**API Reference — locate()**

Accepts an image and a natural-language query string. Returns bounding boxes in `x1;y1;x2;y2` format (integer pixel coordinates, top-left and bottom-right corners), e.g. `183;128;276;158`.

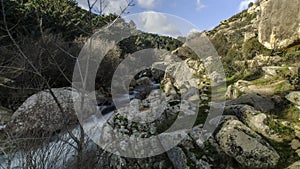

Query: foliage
248;2;254;8
119;33;182;56
268;118;294;135
210;33;230;57
242;38;272;59
279;105;300;123
0;0;185;108
282;45;300;63
267;139;299;169
221;46;242;77
289;73;300;90
1;0;117;40
220;37;272;78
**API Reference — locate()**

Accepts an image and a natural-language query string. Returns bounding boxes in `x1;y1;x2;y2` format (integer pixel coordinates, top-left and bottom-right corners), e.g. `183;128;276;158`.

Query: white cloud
188;28;201;35
196;0;205;11
135;12;182;37
76;0;89;10
76;0;131;15
238;0;257;11
137;0;156;9
103;0;130;15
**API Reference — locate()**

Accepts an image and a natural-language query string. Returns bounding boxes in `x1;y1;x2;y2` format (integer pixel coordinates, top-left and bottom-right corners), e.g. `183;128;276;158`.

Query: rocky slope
0;0;300;169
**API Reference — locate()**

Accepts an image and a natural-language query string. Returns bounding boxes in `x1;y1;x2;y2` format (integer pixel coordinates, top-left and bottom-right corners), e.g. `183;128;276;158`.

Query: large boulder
10;88;79;135
227;93;274;112
224;105;289;142
163;61;198;91
216;119;280;168
258;0;300;49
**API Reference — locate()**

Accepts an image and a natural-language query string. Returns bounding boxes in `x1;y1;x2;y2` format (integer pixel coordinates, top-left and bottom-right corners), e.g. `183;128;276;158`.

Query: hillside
0;0;300;169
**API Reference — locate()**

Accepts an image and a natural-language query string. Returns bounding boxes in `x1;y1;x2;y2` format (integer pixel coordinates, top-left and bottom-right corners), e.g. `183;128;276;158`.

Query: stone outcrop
216;119;280;168
163;60;199;92
234;55;282;70
258;0;300;49
224;104;288;142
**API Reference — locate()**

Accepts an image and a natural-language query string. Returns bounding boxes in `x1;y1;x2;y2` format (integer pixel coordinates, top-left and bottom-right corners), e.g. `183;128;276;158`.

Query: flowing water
0;81;160;168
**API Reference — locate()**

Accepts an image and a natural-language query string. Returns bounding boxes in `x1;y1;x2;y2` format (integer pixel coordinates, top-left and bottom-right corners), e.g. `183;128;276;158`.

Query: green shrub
211;33;230;57
221;46;243;77
268;118;294;135
283;46;300;63
248;2;254;8
1;0;117;40
242;37;272;59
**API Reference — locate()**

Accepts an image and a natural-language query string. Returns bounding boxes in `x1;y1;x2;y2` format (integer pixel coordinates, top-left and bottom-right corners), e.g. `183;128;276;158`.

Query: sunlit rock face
258;0;300;49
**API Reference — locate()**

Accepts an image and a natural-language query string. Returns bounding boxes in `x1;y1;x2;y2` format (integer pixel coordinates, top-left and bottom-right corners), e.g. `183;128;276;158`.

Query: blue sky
77;0;256;36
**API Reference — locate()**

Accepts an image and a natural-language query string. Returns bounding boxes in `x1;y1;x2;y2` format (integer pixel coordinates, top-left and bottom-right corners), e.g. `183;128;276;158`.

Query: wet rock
136;77;152;86
151;68;165;82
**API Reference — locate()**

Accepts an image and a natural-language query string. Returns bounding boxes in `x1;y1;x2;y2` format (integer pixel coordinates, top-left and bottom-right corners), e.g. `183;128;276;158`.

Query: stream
0;79;160;169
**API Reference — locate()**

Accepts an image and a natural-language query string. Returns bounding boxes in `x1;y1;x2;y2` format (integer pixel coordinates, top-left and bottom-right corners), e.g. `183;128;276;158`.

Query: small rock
295;130;300;139
296;149;300;158
294;125;300;131
291;139;300;150
286;92;300;106
136;77;152;86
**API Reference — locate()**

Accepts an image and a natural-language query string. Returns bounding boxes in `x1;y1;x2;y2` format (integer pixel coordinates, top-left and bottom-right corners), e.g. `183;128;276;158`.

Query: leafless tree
84;0;134;15
0;0;137;168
